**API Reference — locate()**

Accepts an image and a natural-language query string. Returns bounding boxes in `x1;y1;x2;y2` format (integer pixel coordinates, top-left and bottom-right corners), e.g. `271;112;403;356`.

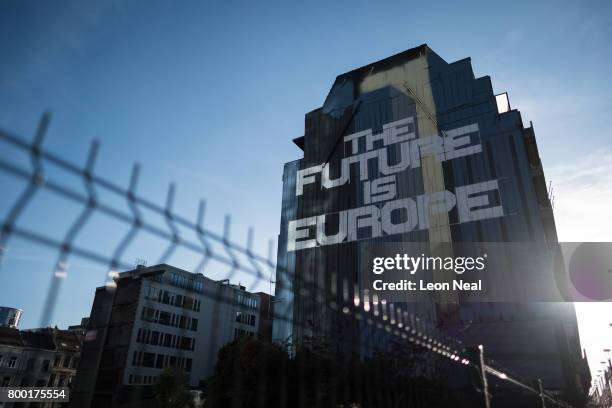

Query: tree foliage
205;337;479;408
153;367;195;408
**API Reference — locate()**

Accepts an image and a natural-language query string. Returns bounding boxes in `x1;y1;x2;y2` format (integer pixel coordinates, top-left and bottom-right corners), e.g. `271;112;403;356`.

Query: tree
153;367;195;408
205;337;482;407
206;337;289;408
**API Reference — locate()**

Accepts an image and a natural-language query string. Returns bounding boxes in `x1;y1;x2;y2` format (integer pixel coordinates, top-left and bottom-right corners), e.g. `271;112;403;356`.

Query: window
132;351;142;366
142;352;155;368
184;296;193;310
194;280;203;293
8;357;17;368
2;376;10;387
163;334;172;348
159;311;171;325
185;358;192;372
54;355;61;367
191;318;198;331
58;375;66;387
141;307;156;322
48;374;56;387
236;312;256;326
41;359;50;373
146;286;160;300
63;356;71;368
234;328;254;339
156;354;164;369
72;357;79;369
180;337;192;350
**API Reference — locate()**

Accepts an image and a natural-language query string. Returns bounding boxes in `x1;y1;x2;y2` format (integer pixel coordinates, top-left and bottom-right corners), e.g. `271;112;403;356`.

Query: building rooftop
21;329;55;350
0;326;23;347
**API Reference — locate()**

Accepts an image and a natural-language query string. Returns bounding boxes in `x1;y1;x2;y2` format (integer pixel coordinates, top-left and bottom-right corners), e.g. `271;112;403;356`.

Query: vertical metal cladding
273;44;586;400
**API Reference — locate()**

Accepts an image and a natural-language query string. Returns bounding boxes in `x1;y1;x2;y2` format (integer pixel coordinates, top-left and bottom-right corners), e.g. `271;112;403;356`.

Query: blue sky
1;0;612;381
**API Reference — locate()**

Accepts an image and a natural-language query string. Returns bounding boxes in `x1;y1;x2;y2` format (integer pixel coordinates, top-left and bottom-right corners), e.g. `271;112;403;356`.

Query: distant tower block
0;306;23;328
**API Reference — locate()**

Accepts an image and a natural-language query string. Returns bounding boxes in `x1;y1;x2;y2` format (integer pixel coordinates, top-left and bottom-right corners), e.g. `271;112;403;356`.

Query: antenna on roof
134;258;148;268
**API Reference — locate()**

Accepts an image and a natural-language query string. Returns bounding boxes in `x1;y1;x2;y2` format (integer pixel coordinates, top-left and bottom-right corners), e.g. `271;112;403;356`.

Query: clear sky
1;0;611;383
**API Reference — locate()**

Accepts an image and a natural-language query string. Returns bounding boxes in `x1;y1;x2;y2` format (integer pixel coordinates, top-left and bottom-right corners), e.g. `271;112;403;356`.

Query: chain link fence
0;114;577;407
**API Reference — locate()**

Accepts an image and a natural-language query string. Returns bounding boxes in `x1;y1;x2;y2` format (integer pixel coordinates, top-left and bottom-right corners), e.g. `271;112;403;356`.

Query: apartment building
0;325;82;399
71;263;264;407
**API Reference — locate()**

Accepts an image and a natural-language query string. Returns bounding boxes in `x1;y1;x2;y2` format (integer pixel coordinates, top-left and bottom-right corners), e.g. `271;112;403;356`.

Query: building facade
71;264;264;408
0;325;82;407
0;307;22;329
272;44;588;403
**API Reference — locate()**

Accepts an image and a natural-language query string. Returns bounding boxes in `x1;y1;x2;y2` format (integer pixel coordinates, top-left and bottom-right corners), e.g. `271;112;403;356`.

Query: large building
71;263;265;408
272;44;589;403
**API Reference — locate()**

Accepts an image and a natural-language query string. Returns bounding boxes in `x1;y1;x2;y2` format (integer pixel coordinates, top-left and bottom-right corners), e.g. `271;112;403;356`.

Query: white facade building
72;264;263;407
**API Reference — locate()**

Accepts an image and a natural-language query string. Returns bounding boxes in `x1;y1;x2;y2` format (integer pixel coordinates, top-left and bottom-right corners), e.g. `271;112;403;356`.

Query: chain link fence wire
0;113;576;407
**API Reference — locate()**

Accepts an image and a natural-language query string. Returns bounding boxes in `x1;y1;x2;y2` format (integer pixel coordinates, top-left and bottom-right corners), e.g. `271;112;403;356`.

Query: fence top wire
0;113;575;407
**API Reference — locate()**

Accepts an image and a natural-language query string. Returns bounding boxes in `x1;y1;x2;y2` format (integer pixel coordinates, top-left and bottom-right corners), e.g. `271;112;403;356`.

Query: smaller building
255;292;273;342
0;325;83;391
0;307;22;328
68;317;90;335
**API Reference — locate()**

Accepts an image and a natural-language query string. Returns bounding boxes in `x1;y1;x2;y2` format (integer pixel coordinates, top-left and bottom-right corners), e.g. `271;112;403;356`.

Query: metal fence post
478;344;491;408
538;378;546;408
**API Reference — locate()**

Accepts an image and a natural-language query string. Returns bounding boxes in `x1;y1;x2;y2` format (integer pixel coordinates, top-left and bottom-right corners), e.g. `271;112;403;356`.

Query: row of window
48;373;71;387
0;355;17;368
167;272;204;293
234;328;256;340
144;286;202;312
132;351;192;372
235;312;257;326
0;373;71;388
141;307;198;331
55;354;79;369
128;374;158;385
236;293;258;309
136;328;196;351
0;355;78;371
